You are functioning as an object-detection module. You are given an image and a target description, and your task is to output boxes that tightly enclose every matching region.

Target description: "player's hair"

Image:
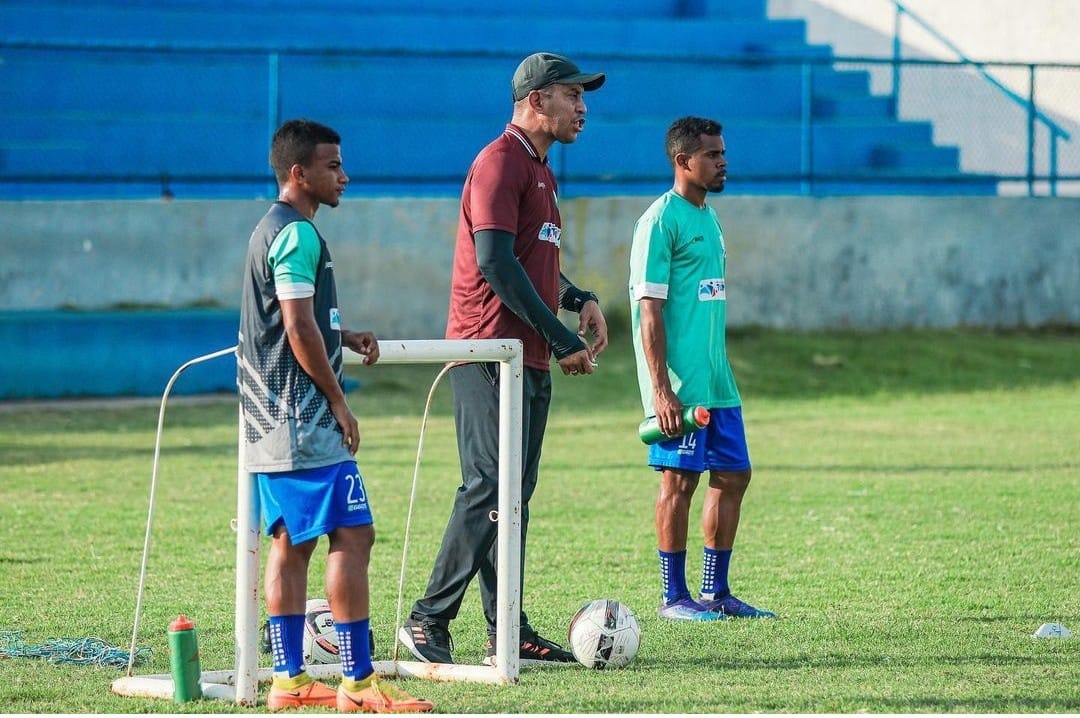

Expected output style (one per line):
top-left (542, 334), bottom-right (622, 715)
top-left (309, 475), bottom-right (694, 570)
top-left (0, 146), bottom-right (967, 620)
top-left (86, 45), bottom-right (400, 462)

top-left (665, 116), bottom-right (723, 165)
top-left (270, 119), bottom-right (341, 184)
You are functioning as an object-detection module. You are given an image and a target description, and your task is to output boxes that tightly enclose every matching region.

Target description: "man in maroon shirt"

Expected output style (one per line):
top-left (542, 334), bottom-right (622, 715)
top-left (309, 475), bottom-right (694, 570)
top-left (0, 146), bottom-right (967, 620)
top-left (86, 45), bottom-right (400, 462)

top-left (399, 52), bottom-right (608, 666)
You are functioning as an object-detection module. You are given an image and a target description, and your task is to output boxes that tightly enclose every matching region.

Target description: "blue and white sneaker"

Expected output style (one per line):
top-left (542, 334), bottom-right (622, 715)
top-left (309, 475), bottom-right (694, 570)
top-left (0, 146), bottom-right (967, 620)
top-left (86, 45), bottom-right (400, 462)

top-left (657, 596), bottom-right (725, 621)
top-left (700, 594), bottom-right (777, 619)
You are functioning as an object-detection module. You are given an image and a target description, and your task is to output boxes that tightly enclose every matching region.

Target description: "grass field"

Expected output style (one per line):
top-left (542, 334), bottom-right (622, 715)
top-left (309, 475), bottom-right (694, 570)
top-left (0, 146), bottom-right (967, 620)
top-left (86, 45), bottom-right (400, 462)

top-left (1, 327), bottom-right (1078, 713)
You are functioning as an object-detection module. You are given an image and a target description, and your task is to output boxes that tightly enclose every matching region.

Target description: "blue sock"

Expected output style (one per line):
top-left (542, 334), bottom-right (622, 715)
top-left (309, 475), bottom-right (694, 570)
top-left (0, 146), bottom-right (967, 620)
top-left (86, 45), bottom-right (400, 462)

top-left (658, 550), bottom-right (690, 604)
top-left (336, 618), bottom-right (373, 681)
top-left (700, 547), bottom-right (732, 600)
top-left (268, 614), bottom-right (307, 678)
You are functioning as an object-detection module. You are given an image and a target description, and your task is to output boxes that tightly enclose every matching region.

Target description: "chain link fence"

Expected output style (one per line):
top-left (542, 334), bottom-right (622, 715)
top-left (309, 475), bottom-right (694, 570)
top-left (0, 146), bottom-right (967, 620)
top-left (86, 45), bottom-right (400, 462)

top-left (835, 56), bottom-right (1079, 196)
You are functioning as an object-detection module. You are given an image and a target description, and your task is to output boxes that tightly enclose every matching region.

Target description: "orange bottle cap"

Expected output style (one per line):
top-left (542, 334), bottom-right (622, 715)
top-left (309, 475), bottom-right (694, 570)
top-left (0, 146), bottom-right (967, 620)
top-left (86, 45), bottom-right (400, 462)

top-left (693, 406), bottom-right (711, 427)
top-left (169, 614), bottom-right (195, 631)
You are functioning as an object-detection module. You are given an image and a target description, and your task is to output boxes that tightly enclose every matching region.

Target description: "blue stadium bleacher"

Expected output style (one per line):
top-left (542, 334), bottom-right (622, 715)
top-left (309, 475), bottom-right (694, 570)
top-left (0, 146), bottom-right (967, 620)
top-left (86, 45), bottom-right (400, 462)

top-left (0, 0), bottom-right (994, 198)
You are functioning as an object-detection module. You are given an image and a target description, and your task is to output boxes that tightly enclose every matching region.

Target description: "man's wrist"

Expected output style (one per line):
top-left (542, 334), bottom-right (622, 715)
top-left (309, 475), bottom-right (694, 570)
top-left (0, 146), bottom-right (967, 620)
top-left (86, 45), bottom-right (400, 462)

top-left (566, 289), bottom-right (599, 313)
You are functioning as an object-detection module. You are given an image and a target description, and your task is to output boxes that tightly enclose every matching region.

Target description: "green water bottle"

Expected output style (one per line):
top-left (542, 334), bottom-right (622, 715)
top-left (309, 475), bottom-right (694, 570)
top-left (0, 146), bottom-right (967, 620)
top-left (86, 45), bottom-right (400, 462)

top-left (638, 405), bottom-right (710, 444)
top-left (168, 614), bottom-right (203, 702)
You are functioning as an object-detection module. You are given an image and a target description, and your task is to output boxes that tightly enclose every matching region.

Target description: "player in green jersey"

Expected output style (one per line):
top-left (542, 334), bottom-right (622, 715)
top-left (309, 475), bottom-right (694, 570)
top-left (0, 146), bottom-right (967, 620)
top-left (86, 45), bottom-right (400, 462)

top-left (629, 117), bottom-right (775, 622)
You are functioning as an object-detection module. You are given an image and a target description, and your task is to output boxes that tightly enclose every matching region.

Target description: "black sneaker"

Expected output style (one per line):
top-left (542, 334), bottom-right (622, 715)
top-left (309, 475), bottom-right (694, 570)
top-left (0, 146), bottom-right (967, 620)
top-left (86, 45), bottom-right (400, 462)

top-left (483, 630), bottom-right (577, 666)
top-left (398, 617), bottom-right (454, 664)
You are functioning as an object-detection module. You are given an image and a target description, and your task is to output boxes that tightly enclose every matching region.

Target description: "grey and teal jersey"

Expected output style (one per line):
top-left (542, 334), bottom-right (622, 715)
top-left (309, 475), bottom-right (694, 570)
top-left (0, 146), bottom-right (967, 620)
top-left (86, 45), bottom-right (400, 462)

top-left (268, 221), bottom-right (323, 301)
top-left (238, 201), bottom-right (351, 473)
top-left (629, 190), bottom-right (741, 417)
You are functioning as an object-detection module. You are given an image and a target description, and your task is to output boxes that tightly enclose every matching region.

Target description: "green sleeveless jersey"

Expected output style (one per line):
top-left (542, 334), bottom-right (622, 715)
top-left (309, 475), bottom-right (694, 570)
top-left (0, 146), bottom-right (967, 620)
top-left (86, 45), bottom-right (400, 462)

top-left (629, 190), bottom-right (741, 417)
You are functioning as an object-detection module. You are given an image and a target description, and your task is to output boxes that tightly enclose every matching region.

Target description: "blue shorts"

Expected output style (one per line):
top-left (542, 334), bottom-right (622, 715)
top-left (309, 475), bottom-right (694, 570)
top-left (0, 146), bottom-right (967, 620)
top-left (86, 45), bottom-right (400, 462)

top-left (648, 406), bottom-right (751, 474)
top-left (257, 460), bottom-right (374, 545)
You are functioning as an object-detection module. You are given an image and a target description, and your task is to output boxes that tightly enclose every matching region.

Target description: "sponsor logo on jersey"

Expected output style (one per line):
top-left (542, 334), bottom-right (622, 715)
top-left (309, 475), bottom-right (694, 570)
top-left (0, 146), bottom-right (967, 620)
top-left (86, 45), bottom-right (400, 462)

top-left (538, 222), bottom-right (562, 247)
top-left (698, 278), bottom-right (726, 301)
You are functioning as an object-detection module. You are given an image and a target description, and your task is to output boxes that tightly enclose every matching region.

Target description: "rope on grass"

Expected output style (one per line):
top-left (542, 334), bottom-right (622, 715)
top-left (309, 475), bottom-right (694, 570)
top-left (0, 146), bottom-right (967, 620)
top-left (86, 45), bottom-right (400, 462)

top-left (0, 630), bottom-right (151, 669)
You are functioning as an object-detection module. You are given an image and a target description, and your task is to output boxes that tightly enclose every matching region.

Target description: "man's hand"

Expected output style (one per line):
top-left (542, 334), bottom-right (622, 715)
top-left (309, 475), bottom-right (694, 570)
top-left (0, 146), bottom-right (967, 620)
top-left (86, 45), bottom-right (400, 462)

top-left (578, 300), bottom-right (608, 357)
top-left (330, 397), bottom-right (361, 454)
top-left (652, 385), bottom-right (685, 437)
top-left (344, 331), bottom-right (380, 365)
top-left (557, 348), bottom-right (597, 376)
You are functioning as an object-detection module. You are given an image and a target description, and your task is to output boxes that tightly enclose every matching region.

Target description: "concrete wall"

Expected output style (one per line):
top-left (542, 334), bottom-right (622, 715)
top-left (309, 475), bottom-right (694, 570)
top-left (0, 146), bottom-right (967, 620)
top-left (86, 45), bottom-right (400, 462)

top-left (4, 196), bottom-right (1078, 334)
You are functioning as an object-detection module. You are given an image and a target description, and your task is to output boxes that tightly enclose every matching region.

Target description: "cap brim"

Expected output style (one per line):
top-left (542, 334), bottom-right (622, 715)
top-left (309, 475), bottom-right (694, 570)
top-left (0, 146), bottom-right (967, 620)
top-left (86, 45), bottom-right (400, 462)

top-left (559, 72), bottom-right (606, 92)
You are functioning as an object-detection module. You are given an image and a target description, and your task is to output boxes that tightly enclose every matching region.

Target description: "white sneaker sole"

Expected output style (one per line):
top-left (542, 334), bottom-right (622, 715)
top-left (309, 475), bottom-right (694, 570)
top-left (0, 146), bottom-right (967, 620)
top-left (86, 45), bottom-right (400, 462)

top-left (482, 655), bottom-right (578, 667)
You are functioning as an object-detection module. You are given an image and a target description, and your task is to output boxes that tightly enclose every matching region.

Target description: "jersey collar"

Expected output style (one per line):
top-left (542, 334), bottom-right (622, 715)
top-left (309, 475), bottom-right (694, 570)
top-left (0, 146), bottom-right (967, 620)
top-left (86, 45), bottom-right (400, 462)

top-left (504, 124), bottom-right (546, 164)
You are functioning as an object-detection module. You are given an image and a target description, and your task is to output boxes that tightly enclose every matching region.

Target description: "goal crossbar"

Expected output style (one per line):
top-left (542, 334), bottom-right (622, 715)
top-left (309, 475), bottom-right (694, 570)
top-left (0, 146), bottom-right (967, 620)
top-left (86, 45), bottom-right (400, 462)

top-left (111, 338), bottom-right (524, 705)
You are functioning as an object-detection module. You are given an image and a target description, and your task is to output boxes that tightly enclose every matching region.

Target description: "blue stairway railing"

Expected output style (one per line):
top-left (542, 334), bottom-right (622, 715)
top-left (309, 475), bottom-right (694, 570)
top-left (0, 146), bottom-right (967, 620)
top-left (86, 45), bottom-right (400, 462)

top-left (888, 0), bottom-right (1072, 195)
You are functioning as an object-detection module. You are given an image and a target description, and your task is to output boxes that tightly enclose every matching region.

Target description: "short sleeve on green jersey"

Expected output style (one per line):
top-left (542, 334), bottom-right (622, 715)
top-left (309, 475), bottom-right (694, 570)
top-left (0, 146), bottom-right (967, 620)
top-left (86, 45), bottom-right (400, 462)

top-left (629, 212), bottom-right (672, 301)
top-left (269, 221), bottom-right (320, 300)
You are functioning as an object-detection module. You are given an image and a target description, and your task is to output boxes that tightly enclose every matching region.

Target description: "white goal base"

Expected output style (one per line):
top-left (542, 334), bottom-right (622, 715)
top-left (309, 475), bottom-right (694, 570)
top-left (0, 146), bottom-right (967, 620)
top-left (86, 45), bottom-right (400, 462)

top-left (111, 659), bottom-right (513, 702)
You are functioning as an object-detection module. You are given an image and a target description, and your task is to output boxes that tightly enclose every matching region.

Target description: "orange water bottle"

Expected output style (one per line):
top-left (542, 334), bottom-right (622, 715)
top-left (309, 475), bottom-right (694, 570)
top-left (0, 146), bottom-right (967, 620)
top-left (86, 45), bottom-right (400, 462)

top-left (638, 406), bottom-right (710, 444)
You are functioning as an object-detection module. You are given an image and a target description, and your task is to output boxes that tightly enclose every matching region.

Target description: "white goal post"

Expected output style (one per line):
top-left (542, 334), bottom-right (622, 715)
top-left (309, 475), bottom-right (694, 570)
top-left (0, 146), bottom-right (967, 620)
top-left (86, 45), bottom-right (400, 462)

top-left (112, 338), bottom-right (525, 705)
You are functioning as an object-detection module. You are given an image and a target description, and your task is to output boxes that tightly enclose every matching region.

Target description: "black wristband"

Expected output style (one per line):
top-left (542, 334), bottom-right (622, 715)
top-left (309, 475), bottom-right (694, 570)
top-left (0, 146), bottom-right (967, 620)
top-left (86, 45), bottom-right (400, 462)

top-left (565, 289), bottom-right (599, 313)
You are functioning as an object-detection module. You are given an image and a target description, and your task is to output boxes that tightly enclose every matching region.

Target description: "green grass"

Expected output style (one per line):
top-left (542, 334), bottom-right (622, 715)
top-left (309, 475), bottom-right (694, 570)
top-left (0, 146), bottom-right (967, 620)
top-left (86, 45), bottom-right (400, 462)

top-left (1, 327), bottom-right (1078, 713)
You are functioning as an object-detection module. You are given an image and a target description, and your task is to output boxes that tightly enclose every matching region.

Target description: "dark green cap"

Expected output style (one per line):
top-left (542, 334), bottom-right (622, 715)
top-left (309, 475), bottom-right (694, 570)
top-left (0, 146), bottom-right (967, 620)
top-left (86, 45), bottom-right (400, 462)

top-left (511, 52), bottom-right (606, 102)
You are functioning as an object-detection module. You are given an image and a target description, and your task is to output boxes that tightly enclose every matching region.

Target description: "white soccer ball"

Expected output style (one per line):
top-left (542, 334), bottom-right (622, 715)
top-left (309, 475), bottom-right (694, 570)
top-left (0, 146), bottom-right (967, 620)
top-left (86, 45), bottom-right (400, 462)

top-left (302, 598), bottom-right (339, 665)
top-left (567, 599), bottom-right (641, 669)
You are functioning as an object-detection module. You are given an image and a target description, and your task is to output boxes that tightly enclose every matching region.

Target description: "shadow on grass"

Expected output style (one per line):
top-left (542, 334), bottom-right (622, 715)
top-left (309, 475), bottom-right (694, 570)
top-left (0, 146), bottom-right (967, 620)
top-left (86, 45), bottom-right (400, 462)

top-left (634, 649), bottom-right (1075, 672)
top-left (0, 556), bottom-right (40, 565)
top-left (957, 614), bottom-right (1080, 625)
top-left (569, 325), bottom-right (1080, 402)
top-left (762, 461), bottom-right (1079, 474)
top-left (3, 328), bottom-right (1079, 413)
top-left (0, 440), bottom-right (236, 468)
top-left (747, 696), bottom-right (1080, 713)
top-left (847, 696), bottom-right (1079, 712)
